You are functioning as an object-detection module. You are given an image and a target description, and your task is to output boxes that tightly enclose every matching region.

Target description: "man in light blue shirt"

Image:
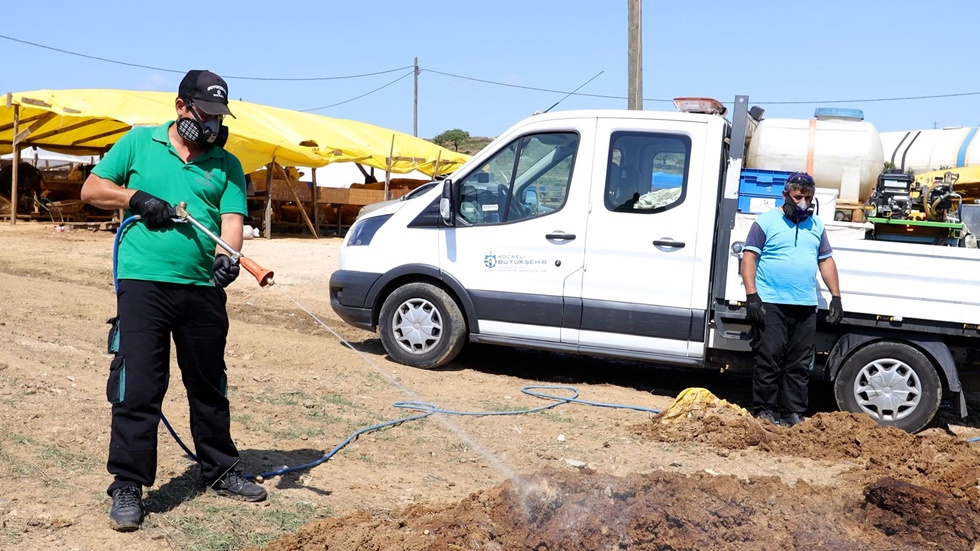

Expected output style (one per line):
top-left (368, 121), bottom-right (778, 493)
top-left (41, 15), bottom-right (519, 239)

top-left (741, 172), bottom-right (843, 427)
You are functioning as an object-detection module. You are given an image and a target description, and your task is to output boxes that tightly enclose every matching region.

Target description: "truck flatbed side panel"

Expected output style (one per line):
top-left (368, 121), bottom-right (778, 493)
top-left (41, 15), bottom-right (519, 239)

top-left (831, 239), bottom-right (980, 325)
top-left (723, 213), bottom-right (980, 326)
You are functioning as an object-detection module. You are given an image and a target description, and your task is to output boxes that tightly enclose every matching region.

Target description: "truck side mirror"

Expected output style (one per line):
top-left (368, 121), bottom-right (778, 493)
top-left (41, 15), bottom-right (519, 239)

top-left (522, 188), bottom-right (539, 213)
top-left (439, 179), bottom-right (455, 226)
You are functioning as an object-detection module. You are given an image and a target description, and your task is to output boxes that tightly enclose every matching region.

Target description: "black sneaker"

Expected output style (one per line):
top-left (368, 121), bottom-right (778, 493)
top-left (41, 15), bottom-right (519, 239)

top-left (209, 468), bottom-right (267, 502)
top-left (753, 409), bottom-right (781, 426)
top-left (782, 412), bottom-right (806, 427)
top-left (108, 485), bottom-right (144, 532)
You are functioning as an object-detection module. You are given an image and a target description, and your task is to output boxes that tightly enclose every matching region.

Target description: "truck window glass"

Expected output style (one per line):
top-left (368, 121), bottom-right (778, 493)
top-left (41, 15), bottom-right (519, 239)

top-left (457, 132), bottom-right (579, 225)
top-left (605, 131), bottom-right (690, 213)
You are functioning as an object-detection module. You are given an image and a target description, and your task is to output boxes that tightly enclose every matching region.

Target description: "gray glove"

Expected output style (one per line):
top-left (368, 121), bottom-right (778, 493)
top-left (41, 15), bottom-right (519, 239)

top-left (211, 255), bottom-right (240, 288)
top-left (827, 296), bottom-right (843, 326)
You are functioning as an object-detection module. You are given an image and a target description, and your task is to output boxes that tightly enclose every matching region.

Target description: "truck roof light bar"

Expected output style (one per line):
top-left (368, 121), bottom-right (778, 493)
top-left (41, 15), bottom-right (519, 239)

top-left (672, 97), bottom-right (727, 116)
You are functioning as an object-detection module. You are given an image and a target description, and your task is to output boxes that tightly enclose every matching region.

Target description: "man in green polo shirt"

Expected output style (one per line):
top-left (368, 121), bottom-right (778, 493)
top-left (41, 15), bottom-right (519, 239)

top-left (81, 69), bottom-right (266, 532)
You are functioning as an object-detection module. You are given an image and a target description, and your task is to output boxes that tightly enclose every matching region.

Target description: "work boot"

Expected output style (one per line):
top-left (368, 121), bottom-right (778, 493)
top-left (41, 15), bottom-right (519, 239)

top-left (753, 408), bottom-right (781, 426)
top-left (781, 412), bottom-right (806, 427)
top-left (209, 468), bottom-right (267, 502)
top-left (108, 485), bottom-right (144, 532)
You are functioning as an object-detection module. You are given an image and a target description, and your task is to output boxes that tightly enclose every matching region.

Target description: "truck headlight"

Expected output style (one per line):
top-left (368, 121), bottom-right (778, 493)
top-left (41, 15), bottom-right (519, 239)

top-left (347, 214), bottom-right (392, 246)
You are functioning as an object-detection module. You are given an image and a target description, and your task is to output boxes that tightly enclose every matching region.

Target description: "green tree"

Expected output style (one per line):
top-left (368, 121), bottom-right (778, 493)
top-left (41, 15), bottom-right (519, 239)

top-left (433, 129), bottom-right (470, 152)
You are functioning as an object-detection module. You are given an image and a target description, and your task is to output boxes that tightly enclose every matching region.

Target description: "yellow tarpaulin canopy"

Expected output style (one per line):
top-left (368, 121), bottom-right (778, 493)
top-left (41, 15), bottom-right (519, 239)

top-left (0, 89), bottom-right (468, 176)
top-left (327, 117), bottom-right (469, 176)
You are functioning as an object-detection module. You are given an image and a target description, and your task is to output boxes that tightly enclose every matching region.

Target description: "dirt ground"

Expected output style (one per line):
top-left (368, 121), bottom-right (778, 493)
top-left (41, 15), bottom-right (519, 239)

top-left (3, 221), bottom-right (980, 551)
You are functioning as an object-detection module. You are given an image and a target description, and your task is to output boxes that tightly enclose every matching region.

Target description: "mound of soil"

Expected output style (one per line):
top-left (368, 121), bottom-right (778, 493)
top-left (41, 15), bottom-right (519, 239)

top-left (260, 410), bottom-right (980, 551)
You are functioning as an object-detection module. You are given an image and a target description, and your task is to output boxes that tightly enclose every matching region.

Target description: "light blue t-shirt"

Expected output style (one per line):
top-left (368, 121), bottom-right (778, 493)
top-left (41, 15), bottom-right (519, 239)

top-left (744, 208), bottom-right (833, 306)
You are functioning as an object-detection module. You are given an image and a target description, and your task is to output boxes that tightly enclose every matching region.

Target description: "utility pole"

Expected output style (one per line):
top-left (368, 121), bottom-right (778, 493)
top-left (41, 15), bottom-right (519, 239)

top-left (413, 57), bottom-right (419, 137)
top-left (627, 0), bottom-right (643, 110)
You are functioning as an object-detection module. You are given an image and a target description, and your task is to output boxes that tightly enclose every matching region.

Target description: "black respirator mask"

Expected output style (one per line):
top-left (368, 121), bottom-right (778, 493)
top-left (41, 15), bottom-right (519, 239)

top-left (781, 197), bottom-right (814, 223)
top-left (176, 101), bottom-right (228, 148)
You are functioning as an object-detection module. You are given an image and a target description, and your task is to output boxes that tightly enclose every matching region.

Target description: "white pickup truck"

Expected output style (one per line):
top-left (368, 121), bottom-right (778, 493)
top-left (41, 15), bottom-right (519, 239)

top-left (329, 95), bottom-right (980, 432)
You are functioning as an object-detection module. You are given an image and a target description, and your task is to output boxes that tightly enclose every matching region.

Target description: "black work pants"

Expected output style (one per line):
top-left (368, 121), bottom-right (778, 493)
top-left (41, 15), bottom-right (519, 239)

top-left (107, 279), bottom-right (239, 494)
top-left (751, 303), bottom-right (816, 415)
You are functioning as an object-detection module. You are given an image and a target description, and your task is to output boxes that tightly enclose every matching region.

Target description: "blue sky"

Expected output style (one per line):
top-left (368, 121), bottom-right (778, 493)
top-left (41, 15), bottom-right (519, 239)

top-left (3, 0), bottom-right (978, 139)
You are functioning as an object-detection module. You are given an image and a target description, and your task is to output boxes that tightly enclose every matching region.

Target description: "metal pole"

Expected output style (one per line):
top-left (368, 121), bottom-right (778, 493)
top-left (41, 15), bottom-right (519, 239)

top-left (312, 166), bottom-right (320, 236)
top-left (627, 0), bottom-right (643, 110)
top-left (263, 161), bottom-right (273, 239)
top-left (385, 135), bottom-right (394, 200)
top-left (413, 57), bottom-right (419, 137)
top-left (10, 103), bottom-right (19, 224)
top-left (710, 95), bottom-right (750, 304)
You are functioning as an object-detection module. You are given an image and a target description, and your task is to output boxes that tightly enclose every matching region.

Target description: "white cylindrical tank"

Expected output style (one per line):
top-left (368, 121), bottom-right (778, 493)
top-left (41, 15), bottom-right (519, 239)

top-left (746, 108), bottom-right (883, 202)
top-left (880, 126), bottom-right (980, 175)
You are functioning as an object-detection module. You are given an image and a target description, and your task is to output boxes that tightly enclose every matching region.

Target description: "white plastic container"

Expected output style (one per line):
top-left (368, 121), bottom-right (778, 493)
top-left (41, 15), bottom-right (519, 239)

top-left (813, 187), bottom-right (839, 224)
top-left (746, 108), bottom-right (884, 202)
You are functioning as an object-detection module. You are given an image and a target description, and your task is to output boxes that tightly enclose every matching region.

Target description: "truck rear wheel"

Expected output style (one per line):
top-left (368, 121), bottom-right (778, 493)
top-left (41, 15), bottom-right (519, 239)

top-left (379, 282), bottom-right (466, 369)
top-left (833, 341), bottom-right (941, 433)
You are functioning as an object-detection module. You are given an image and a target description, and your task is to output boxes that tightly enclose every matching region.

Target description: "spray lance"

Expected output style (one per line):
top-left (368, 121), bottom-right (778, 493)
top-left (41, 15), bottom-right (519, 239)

top-left (172, 201), bottom-right (275, 287)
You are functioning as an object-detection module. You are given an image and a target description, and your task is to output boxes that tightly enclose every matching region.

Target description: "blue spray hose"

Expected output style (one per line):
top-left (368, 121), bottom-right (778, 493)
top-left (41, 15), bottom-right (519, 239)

top-left (249, 385), bottom-right (661, 482)
top-left (113, 215), bottom-right (663, 482)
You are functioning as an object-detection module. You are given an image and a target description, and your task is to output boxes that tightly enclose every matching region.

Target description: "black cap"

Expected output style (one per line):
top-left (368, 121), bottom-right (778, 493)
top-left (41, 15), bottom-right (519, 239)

top-left (178, 70), bottom-right (234, 117)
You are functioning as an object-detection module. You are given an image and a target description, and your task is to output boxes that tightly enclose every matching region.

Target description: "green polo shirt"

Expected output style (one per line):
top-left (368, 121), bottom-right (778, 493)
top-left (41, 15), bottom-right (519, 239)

top-left (92, 122), bottom-right (247, 285)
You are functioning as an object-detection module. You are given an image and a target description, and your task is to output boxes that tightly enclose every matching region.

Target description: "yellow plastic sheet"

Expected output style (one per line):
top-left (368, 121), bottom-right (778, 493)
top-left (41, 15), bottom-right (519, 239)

top-left (0, 89), bottom-right (467, 176)
top-left (657, 387), bottom-right (748, 424)
top-left (322, 116), bottom-right (470, 176)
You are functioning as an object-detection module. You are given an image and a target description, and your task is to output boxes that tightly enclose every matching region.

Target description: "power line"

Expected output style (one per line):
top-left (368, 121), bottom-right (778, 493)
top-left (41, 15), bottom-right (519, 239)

top-left (301, 71), bottom-right (415, 112)
top-left (231, 66), bottom-right (413, 82)
top-left (6, 32), bottom-right (980, 107)
top-left (0, 32), bottom-right (415, 112)
top-left (0, 34), bottom-right (412, 81)
top-left (423, 68), bottom-right (655, 102)
top-left (754, 91), bottom-right (980, 105)
top-left (427, 68), bottom-right (980, 106)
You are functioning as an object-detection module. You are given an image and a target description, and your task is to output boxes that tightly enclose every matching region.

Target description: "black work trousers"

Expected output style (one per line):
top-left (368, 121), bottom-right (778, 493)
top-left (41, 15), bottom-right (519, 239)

top-left (106, 279), bottom-right (239, 494)
top-left (751, 303), bottom-right (816, 415)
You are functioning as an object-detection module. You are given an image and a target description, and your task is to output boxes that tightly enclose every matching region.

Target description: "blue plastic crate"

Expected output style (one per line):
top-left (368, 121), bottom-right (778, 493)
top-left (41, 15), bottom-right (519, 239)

top-left (738, 169), bottom-right (794, 213)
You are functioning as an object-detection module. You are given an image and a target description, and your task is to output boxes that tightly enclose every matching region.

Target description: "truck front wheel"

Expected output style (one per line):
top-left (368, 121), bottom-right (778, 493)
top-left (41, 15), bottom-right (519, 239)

top-left (378, 282), bottom-right (466, 369)
top-left (833, 341), bottom-right (941, 433)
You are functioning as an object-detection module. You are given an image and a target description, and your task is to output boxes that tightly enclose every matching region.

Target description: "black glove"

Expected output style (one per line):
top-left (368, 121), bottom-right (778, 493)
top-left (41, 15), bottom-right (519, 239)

top-left (827, 296), bottom-right (843, 326)
top-left (211, 254), bottom-right (240, 288)
top-left (745, 293), bottom-right (766, 325)
top-left (129, 190), bottom-right (176, 228)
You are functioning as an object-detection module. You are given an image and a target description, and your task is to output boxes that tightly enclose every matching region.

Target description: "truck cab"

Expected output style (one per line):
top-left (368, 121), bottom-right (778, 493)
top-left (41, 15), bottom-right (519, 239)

top-left (331, 109), bottom-right (728, 364)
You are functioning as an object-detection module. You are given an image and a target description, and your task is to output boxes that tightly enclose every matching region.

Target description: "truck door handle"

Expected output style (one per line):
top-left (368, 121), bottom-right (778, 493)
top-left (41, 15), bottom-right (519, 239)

top-left (546, 233), bottom-right (577, 241)
top-left (653, 239), bottom-right (685, 248)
